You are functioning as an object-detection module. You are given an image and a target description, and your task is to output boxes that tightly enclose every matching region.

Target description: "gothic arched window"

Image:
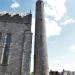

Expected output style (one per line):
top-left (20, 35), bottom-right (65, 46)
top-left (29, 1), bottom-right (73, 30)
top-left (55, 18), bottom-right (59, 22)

top-left (2, 33), bottom-right (12, 65)
top-left (0, 32), bottom-right (2, 42)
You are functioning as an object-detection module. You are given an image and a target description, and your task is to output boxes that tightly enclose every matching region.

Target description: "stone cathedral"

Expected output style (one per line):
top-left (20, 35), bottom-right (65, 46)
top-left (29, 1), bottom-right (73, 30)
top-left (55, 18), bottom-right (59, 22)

top-left (0, 0), bottom-right (49, 75)
top-left (0, 13), bottom-right (32, 75)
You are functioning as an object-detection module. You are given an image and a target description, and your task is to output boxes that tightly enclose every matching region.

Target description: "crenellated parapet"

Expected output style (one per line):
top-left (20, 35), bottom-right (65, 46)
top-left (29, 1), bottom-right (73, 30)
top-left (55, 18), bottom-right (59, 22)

top-left (0, 12), bottom-right (32, 24)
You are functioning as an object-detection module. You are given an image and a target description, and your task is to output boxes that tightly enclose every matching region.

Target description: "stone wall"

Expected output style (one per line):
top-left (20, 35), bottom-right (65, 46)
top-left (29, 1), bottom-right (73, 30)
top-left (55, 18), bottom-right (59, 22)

top-left (0, 13), bottom-right (32, 75)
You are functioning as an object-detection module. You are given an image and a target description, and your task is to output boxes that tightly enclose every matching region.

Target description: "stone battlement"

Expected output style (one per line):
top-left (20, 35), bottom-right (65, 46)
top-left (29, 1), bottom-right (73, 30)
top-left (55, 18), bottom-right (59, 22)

top-left (0, 12), bottom-right (32, 24)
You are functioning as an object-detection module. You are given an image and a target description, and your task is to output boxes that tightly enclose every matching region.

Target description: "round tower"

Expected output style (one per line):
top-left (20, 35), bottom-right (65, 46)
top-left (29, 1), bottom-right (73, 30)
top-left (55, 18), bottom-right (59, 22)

top-left (34, 0), bottom-right (49, 75)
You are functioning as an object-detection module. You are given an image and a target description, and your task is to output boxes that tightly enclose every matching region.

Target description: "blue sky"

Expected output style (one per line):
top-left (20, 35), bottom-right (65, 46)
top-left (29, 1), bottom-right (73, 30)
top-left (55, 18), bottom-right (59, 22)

top-left (0, 0), bottom-right (75, 72)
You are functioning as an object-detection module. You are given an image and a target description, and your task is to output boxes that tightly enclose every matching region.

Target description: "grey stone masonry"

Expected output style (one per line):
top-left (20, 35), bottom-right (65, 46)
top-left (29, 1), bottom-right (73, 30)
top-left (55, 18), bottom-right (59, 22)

top-left (0, 13), bottom-right (31, 24)
top-left (34, 0), bottom-right (49, 75)
top-left (0, 13), bottom-right (32, 75)
top-left (21, 31), bottom-right (32, 75)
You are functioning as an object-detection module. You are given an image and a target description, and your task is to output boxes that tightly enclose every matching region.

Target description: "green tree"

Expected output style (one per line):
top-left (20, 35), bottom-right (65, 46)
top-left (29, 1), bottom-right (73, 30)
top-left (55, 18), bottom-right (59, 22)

top-left (30, 72), bottom-right (34, 75)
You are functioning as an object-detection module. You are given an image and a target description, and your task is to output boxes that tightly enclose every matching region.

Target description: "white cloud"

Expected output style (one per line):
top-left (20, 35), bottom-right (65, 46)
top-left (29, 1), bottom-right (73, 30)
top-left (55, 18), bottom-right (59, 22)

top-left (10, 1), bottom-right (20, 9)
top-left (45, 18), bottom-right (62, 37)
top-left (31, 18), bottom-right (62, 38)
top-left (62, 63), bottom-right (75, 71)
top-left (69, 45), bottom-right (75, 53)
top-left (41, 0), bottom-right (67, 37)
top-left (49, 56), bottom-right (75, 71)
top-left (44, 0), bottom-right (67, 21)
top-left (61, 18), bottom-right (75, 25)
top-left (49, 63), bottom-right (75, 72)
top-left (0, 11), bottom-right (7, 15)
top-left (55, 56), bottom-right (65, 60)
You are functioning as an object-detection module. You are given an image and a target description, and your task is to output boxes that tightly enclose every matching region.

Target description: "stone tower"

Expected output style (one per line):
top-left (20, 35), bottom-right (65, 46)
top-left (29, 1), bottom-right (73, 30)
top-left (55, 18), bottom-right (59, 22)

top-left (34, 0), bottom-right (49, 75)
top-left (0, 13), bottom-right (32, 75)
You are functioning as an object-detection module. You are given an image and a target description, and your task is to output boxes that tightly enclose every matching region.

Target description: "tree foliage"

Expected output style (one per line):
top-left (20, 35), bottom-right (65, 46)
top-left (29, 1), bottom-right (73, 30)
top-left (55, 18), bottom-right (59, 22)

top-left (30, 72), bottom-right (34, 75)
